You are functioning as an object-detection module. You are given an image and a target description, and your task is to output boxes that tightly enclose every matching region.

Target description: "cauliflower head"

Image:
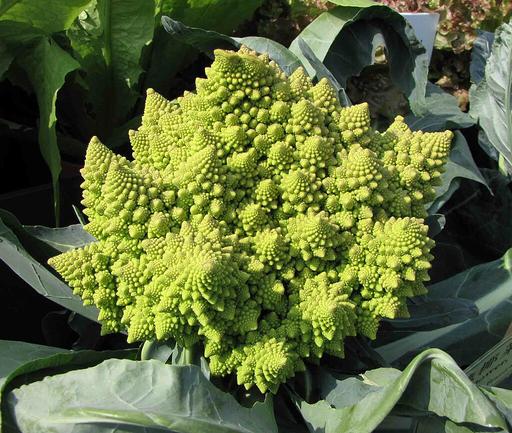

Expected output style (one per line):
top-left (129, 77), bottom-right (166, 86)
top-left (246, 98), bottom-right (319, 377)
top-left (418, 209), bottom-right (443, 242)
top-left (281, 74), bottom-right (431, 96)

top-left (49, 46), bottom-right (452, 393)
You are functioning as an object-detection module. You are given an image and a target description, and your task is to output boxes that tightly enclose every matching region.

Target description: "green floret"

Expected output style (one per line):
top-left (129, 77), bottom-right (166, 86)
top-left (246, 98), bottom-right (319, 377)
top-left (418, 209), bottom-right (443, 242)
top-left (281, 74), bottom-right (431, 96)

top-left (49, 46), bottom-right (453, 394)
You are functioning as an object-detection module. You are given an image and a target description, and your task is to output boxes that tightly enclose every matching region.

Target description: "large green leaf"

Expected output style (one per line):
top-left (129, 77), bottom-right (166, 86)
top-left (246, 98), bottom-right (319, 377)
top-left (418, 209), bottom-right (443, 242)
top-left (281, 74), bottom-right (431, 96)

top-left (0, 21), bottom-right (44, 78)
top-left (233, 36), bottom-right (302, 76)
top-left (160, 17), bottom-right (301, 76)
top-left (6, 360), bottom-right (278, 433)
top-left (139, 340), bottom-right (175, 363)
top-left (23, 224), bottom-right (95, 253)
top-left (376, 249), bottom-right (512, 367)
top-left (405, 83), bottom-right (475, 132)
top-left (413, 416), bottom-right (507, 433)
top-left (0, 211), bottom-right (99, 322)
top-left (289, 3), bottom-right (429, 114)
top-left (470, 31), bottom-right (494, 86)
top-left (0, 21), bottom-right (44, 80)
top-left (381, 297), bottom-right (478, 331)
top-left (425, 213), bottom-right (445, 238)
top-left (294, 349), bottom-right (508, 433)
top-left (481, 387), bottom-right (512, 426)
top-left (68, 0), bottom-right (155, 141)
top-left (374, 416), bottom-right (412, 433)
top-left (428, 131), bottom-right (489, 214)
top-left (0, 340), bottom-right (67, 392)
top-left (17, 37), bottom-right (80, 223)
top-left (0, 340), bottom-right (67, 433)
top-left (145, 0), bottom-right (264, 96)
top-left (434, 169), bottom-right (512, 263)
top-left (0, 0), bottom-right (90, 34)
top-left (0, 340), bottom-right (135, 432)
top-left (160, 16), bottom-right (238, 52)
top-left (470, 22), bottom-right (512, 175)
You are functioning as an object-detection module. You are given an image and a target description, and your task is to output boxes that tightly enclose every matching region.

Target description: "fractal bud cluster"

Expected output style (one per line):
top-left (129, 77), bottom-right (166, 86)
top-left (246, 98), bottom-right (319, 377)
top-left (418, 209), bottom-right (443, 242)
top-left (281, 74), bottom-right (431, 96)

top-left (49, 47), bottom-right (452, 393)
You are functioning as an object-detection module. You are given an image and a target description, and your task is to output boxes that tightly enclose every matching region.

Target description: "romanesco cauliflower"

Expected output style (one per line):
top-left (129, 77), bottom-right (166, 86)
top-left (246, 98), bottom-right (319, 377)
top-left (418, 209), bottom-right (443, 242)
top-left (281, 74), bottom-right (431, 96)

top-left (49, 46), bottom-right (452, 393)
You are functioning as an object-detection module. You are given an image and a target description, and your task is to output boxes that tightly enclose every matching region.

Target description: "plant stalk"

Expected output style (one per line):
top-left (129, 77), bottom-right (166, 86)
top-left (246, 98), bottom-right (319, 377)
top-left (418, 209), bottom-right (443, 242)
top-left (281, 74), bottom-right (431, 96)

top-left (184, 344), bottom-right (198, 365)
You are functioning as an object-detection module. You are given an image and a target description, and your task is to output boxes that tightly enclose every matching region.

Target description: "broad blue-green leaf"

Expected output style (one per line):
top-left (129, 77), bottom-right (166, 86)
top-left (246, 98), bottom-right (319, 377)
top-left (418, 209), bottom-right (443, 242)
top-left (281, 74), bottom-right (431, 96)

top-left (17, 37), bottom-right (80, 223)
top-left (434, 168), bottom-right (512, 262)
top-left (406, 83), bottom-right (475, 132)
top-left (295, 349), bottom-right (507, 433)
top-left (140, 340), bottom-right (175, 363)
top-left (0, 340), bottom-right (135, 432)
top-left (428, 131), bottom-right (489, 214)
top-left (0, 0), bottom-right (90, 34)
top-left (289, 4), bottom-right (429, 114)
top-left (68, 0), bottom-right (155, 140)
top-left (382, 298), bottom-right (478, 331)
top-left (233, 36), bottom-right (302, 76)
top-left (0, 340), bottom-right (67, 391)
top-left (470, 30), bottom-right (494, 85)
top-left (0, 211), bottom-right (99, 322)
top-left (0, 340), bottom-right (67, 432)
top-left (146, 342), bottom-right (211, 378)
top-left (72, 204), bottom-right (87, 225)
top-left (470, 22), bottom-right (512, 175)
top-left (23, 224), bottom-right (95, 253)
top-left (375, 416), bottom-right (412, 433)
top-left (413, 416), bottom-right (507, 433)
top-left (425, 213), bottom-right (445, 237)
top-left (7, 359), bottom-right (278, 433)
top-left (145, 0), bottom-right (264, 95)
top-left (160, 16), bottom-right (301, 76)
top-left (477, 127), bottom-right (501, 162)
top-left (376, 249), bottom-right (512, 367)
top-left (428, 178), bottom-right (460, 215)
top-left (481, 387), bottom-right (512, 426)
top-left (439, 132), bottom-right (488, 195)
top-left (0, 209), bottom-right (60, 257)
top-left (160, 16), bottom-right (238, 52)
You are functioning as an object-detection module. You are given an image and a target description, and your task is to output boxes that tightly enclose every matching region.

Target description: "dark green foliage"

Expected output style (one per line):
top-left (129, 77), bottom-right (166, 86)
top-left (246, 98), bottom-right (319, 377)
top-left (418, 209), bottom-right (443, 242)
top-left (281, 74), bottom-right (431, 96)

top-left (0, 0), bottom-right (263, 223)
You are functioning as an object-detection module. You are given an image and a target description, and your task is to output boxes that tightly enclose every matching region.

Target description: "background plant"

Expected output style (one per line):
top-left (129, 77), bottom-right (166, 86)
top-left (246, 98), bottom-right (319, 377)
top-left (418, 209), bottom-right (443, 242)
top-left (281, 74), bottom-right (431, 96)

top-left (376, 0), bottom-right (512, 52)
top-left (380, 0), bottom-right (512, 114)
top-left (242, 0), bottom-right (332, 46)
top-left (470, 23), bottom-right (512, 176)
top-left (0, 0), bottom-right (263, 223)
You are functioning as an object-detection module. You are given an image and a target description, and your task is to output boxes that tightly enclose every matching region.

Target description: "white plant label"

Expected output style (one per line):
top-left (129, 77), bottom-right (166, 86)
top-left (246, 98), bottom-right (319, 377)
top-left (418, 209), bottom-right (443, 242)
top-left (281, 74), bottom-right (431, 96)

top-left (465, 328), bottom-right (512, 386)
